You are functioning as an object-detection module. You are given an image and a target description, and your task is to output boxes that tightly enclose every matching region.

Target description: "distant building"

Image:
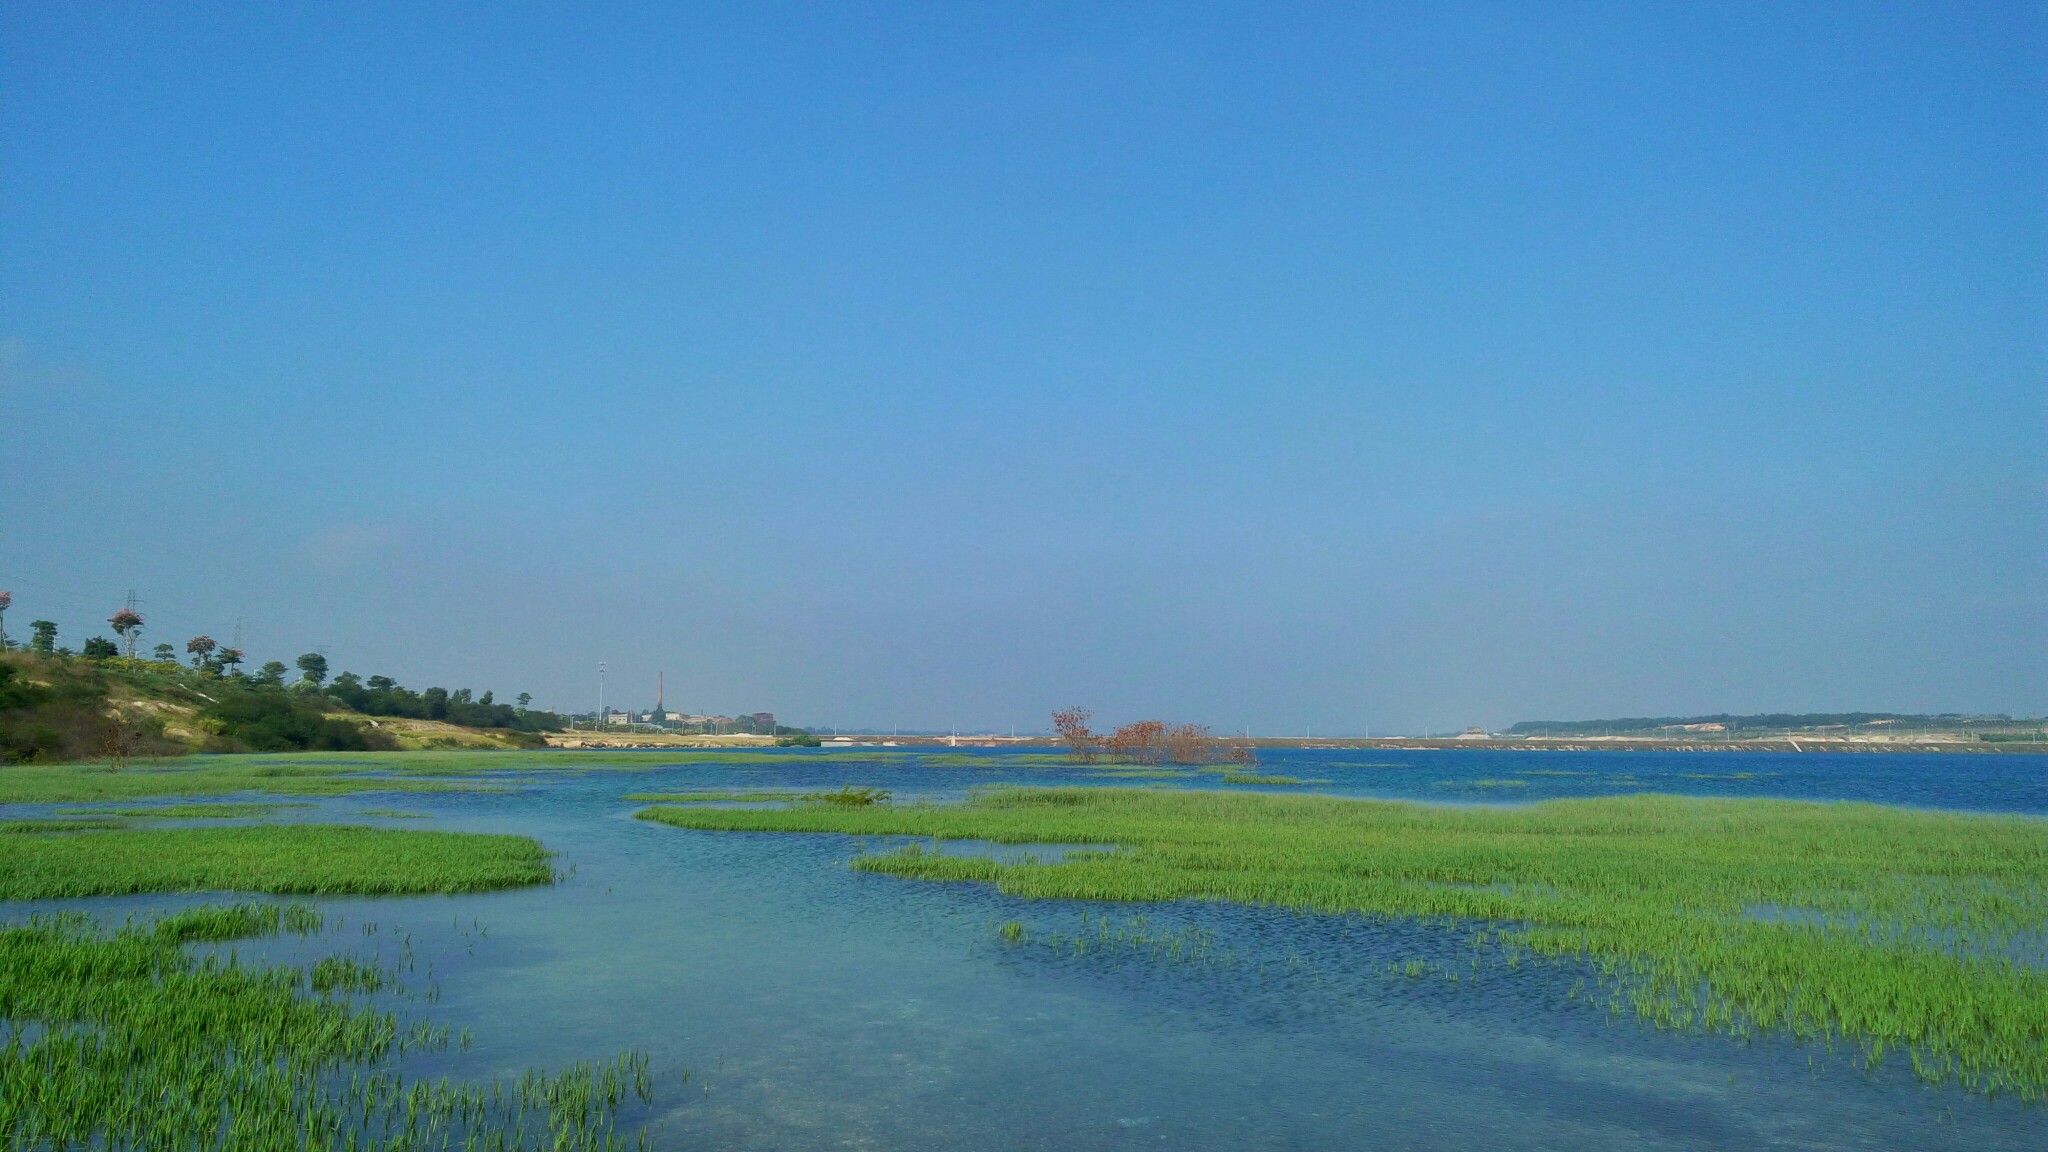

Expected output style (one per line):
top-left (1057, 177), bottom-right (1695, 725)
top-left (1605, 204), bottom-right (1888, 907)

top-left (605, 710), bottom-right (632, 726)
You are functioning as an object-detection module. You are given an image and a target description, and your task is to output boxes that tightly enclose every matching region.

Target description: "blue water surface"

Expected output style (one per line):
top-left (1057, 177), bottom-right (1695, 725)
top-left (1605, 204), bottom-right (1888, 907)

top-left (6, 746), bottom-right (2047, 1150)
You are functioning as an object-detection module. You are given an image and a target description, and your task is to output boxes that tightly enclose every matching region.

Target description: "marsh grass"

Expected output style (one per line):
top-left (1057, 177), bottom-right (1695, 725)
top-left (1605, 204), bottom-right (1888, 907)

top-left (0, 818), bottom-right (125, 834)
top-left (619, 791), bottom-right (805, 803)
top-left (0, 903), bottom-right (658, 1149)
top-left (640, 786), bottom-right (2048, 1099)
top-left (1218, 772), bottom-right (1306, 785)
top-left (0, 759), bottom-right (503, 804)
top-left (799, 786), bottom-right (891, 806)
top-left (0, 824), bottom-right (553, 899)
top-left (996, 912), bottom-right (1217, 964)
top-left (55, 802), bottom-right (315, 819)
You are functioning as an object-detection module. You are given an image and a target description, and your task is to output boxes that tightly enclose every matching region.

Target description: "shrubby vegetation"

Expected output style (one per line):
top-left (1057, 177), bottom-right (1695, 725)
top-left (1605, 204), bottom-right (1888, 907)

top-left (322, 672), bottom-right (562, 735)
top-left (1051, 706), bottom-right (1256, 767)
top-left (0, 656), bottom-right (186, 764)
top-left (1, 639), bottom-right (559, 763)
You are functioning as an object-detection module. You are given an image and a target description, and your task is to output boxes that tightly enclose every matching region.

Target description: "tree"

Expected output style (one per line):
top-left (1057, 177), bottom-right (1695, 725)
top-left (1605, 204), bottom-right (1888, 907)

top-left (187, 635), bottom-right (218, 671)
top-left (295, 653), bottom-right (329, 685)
top-left (255, 661), bottom-right (288, 686)
top-left (421, 686), bottom-right (449, 719)
top-left (152, 643), bottom-right (177, 662)
top-left (82, 637), bottom-right (119, 660)
top-left (109, 609), bottom-right (144, 658)
top-left (29, 621), bottom-right (56, 656)
top-left (1162, 722), bottom-right (1223, 765)
top-left (1105, 720), bottom-right (1167, 765)
top-left (517, 692), bottom-right (532, 710)
top-left (217, 647), bottom-right (244, 676)
top-left (1052, 706), bottom-right (1099, 764)
top-left (367, 675), bottom-right (396, 691)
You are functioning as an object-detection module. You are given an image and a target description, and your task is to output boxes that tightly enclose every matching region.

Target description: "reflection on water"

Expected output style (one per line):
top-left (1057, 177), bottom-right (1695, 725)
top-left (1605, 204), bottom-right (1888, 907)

top-left (6, 748), bottom-right (2048, 1149)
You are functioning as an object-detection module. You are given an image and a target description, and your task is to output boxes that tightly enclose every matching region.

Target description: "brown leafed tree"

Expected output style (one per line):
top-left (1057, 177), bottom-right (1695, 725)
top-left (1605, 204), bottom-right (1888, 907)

top-left (1051, 706), bottom-right (1098, 764)
top-left (1163, 722), bottom-right (1225, 765)
top-left (1105, 719), bottom-right (1167, 765)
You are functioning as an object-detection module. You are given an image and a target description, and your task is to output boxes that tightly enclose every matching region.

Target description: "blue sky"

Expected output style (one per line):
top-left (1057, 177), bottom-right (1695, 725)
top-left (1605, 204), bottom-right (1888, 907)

top-left (2, 2), bottom-right (2041, 732)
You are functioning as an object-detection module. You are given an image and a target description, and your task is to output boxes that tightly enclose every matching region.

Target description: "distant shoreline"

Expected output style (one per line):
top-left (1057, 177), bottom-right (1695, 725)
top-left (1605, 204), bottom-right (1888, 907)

top-left (543, 732), bottom-right (2048, 754)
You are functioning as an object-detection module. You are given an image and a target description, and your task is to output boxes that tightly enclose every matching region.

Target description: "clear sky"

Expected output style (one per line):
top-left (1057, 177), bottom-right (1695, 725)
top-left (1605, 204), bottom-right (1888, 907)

top-left (2, 2), bottom-right (2042, 733)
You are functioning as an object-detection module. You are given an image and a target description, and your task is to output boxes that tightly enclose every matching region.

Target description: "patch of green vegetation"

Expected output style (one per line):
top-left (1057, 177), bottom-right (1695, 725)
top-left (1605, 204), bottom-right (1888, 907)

top-left (620, 790), bottom-right (804, 803)
top-left (639, 787), bottom-right (2048, 1099)
top-left (0, 818), bottom-right (125, 834)
top-left (0, 759), bottom-right (504, 804)
top-left (649, 750), bottom-right (909, 765)
top-left (356, 808), bottom-right (432, 819)
top-left (0, 824), bottom-right (553, 899)
top-left (799, 785), bottom-right (891, 806)
top-left (1219, 772), bottom-right (1305, 785)
top-left (0, 904), bottom-right (657, 1148)
top-left (995, 911), bottom-right (1217, 964)
top-left (911, 752), bottom-right (1075, 768)
top-left (55, 801), bottom-right (315, 819)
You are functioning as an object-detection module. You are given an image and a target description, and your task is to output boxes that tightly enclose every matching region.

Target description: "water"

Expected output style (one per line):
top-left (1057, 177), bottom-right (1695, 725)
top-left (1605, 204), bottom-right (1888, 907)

top-left (8, 747), bottom-right (2048, 1149)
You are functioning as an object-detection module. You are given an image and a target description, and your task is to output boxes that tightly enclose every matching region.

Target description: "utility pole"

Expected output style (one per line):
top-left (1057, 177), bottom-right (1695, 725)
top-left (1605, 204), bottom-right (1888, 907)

top-left (597, 662), bottom-right (606, 731)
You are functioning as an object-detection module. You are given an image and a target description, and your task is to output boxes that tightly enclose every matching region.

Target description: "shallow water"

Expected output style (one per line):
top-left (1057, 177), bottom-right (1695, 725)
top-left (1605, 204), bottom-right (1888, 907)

top-left (8, 747), bottom-right (2048, 1149)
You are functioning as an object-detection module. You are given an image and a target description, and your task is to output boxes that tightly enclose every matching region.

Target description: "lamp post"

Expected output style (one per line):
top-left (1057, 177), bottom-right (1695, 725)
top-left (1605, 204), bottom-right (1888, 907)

top-left (597, 662), bottom-right (606, 731)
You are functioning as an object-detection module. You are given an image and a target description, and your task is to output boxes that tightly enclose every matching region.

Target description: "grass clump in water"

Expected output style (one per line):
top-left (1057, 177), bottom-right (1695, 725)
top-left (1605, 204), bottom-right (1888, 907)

top-left (0, 818), bottom-right (125, 834)
top-left (639, 786), bottom-right (2048, 1099)
top-left (0, 823), bottom-right (553, 899)
top-left (798, 786), bottom-right (891, 806)
top-left (995, 912), bottom-right (1216, 964)
top-left (1218, 772), bottom-right (1305, 785)
top-left (620, 790), bottom-right (805, 803)
top-left (0, 904), bottom-right (658, 1149)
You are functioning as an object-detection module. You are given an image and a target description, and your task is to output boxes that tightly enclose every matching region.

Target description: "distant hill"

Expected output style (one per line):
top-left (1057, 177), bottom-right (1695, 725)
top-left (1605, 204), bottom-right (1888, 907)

top-left (1505, 713), bottom-right (2034, 736)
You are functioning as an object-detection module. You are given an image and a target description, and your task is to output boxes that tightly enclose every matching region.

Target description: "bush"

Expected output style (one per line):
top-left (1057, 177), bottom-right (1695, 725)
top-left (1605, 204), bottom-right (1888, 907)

top-left (201, 684), bottom-right (392, 753)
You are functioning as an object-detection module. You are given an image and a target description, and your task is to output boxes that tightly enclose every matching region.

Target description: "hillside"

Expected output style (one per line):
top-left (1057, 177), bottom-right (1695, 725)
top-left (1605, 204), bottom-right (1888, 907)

top-left (0, 652), bottom-right (545, 763)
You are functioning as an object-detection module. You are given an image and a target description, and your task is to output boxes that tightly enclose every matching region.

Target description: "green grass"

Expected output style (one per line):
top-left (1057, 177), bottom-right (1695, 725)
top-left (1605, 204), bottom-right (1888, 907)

top-left (0, 759), bottom-right (505, 804)
top-left (54, 802), bottom-right (315, 819)
top-left (799, 785), bottom-right (890, 806)
top-left (0, 903), bottom-right (657, 1149)
top-left (356, 808), bottom-right (433, 819)
top-left (0, 818), bottom-right (125, 834)
top-left (619, 790), bottom-right (806, 803)
top-left (999, 911), bottom-right (1218, 964)
top-left (0, 824), bottom-right (553, 899)
top-left (639, 786), bottom-right (2048, 1099)
top-left (1218, 772), bottom-right (1306, 785)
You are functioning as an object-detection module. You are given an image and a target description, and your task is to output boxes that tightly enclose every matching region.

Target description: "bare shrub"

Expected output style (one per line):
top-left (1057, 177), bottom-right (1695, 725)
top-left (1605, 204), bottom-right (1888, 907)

top-left (1105, 720), bottom-right (1167, 765)
top-left (1052, 706), bottom-right (1099, 764)
top-left (1162, 722), bottom-right (1226, 765)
